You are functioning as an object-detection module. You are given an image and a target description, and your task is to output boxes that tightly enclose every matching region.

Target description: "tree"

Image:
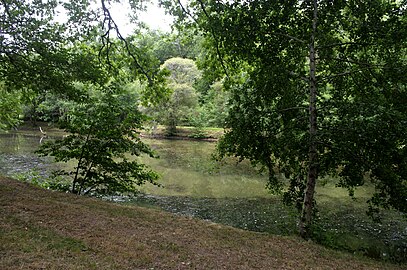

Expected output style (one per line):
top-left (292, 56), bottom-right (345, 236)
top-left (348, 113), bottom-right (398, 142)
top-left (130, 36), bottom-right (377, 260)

top-left (1, 0), bottom-right (168, 102)
top-left (0, 82), bottom-right (22, 130)
top-left (37, 82), bottom-right (159, 195)
top-left (198, 80), bottom-right (229, 128)
top-left (0, 0), bottom-right (106, 99)
top-left (151, 57), bottom-right (201, 134)
top-left (166, 0), bottom-right (407, 237)
top-left (131, 29), bottom-right (204, 64)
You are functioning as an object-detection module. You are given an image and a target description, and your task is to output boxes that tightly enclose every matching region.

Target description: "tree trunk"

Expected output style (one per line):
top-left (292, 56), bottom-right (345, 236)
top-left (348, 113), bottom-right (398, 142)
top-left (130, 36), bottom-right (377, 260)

top-left (299, 0), bottom-right (318, 239)
top-left (72, 127), bottom-right (93, 194)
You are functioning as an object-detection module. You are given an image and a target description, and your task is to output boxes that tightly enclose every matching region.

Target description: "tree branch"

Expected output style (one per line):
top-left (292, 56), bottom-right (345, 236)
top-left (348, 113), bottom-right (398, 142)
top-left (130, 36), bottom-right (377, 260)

top-left (316, 41), bottom-right (374, 49)
top-left (269, 32), bottom-right (306, 44)
top-left (278, 106), bottom-right (308, 113)
top-left (176, 0), bottom-right (195, 21)
top-left (317, 66), bottom-right (378, 82)
top-left (321, 56), bottom-right (385, 68)
top-left (99, 0), bottom-right (153, 83)
top-left (289, 71), bottom-right (309, 81)
top-left (195, 0), bottom-right (230, 79)
top-left (1, 0), bottom-right (12, 18)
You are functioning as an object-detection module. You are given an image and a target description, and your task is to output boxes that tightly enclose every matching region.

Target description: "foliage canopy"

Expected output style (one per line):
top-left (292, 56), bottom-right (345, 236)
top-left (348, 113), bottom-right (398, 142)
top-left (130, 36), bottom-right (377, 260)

top-left (166, 0), bottom-right (407, 237)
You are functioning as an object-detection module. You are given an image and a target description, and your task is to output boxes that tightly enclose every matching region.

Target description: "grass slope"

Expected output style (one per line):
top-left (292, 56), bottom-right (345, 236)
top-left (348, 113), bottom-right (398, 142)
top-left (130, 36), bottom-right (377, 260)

top-left (0, 176), bottom-right (400, 270)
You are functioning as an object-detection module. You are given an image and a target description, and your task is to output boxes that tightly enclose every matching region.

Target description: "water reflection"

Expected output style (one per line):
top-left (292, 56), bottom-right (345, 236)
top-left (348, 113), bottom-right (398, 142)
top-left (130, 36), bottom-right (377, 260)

top-left (0, 131), bottom-right (270, 199)
top-left (191, 178), bottom-right (213, 197)
top-left (0, 131), bottom-right (59, 177)
top-left (138, 138), bottom-right (270, 198)
top-left (0, 133), bottom-right (39, 154)
top-left (0, 128), bottom-right (63, 154)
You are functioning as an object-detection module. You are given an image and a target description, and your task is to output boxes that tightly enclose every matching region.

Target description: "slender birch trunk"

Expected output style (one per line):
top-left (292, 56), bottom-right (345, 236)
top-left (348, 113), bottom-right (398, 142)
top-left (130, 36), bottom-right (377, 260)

top-left (299, 0), bottom-right (319, 239)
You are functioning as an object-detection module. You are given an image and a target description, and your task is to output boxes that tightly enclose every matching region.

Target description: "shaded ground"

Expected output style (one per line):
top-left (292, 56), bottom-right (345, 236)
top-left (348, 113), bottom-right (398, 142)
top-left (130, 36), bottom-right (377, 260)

top-left (0, 176), bottom-right (401, 269)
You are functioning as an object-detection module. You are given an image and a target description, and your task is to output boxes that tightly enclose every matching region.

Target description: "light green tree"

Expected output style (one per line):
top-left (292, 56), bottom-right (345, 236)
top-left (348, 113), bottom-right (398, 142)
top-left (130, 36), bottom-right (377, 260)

top-left (153, 57), bottom-right (201, 135)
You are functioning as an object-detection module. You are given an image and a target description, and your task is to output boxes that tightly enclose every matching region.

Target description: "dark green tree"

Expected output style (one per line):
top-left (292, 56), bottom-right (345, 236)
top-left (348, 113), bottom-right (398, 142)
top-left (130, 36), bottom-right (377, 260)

top-left (0, 82), bottom-right (22, 130)
top-left (197, 80), bottom-right (229, 128)
top-left (0, 0), bottom-right (106, 99)
top-left (166, 0), bottom-right (407, 237)
top-left (37, 82), bottom-right (159, 195)
top-left (1, 0), bottom-right (168, 101)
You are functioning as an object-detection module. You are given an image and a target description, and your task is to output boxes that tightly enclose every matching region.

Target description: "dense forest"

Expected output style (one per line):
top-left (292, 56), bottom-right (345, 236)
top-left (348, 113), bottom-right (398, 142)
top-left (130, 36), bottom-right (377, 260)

top-left (1, 0), bottom-right (406, 263)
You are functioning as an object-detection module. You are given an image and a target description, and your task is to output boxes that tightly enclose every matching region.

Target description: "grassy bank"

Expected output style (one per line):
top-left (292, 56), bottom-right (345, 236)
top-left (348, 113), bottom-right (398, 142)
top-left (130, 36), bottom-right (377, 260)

top-left (142, 125), bottom-right (224, 140)
top-left (0, 176), bottom-right (402, 269)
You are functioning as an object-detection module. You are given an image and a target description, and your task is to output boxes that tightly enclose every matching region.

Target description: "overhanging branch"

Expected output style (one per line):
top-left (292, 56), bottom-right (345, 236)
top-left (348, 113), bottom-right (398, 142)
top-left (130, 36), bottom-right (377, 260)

top-left (99, 0), bottom-right (153, 83)
top-left (195, 0), bottom-right (230, 79)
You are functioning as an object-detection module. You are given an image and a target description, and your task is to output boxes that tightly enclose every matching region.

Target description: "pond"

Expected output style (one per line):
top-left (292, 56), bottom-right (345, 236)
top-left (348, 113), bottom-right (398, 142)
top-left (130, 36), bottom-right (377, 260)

top-left (0, 126), bottom-right (297, 235)
top-left (0, 127), bottom-right (274, 199)
top-left (1, 126), bottom-right (406, 262)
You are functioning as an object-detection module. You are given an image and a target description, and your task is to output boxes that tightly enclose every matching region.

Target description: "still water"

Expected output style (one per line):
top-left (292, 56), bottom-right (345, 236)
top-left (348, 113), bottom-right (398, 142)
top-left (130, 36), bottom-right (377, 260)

top-left (0, 129), bottom-right (61, 177)
top-left (0, 127), bottom-right (298, 234)
top-left (0, 128), bottom-right (271, 198)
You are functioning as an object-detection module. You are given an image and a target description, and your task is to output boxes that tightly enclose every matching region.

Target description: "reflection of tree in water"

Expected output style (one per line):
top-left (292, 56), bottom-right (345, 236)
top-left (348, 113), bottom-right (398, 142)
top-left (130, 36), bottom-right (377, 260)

top-left (0, 133), bottom-right (42, 154)
top-left (39, 126), bottom-right (48, 144)
top-left (191, 178), bottom-right (213, 197)
top-left (0, 133), bottom-right (52, 177)
top-left (0, 154), bottom-right (49, 178)
top-left (0, 133), bottom-right (21, 153)
top-left (150, 140), bottom-right (218, 174)
top-left (156, 141), bottom-right (260, 177)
